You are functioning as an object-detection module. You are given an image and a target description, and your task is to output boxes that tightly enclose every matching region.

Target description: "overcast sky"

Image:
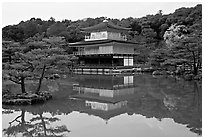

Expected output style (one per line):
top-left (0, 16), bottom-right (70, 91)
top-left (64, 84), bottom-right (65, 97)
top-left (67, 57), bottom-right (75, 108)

top-left (2, 2), bottom-right (201, 27)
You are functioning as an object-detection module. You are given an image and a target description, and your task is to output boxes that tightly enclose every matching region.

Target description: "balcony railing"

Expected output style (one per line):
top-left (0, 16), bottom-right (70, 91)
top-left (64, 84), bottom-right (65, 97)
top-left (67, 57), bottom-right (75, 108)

top-left (85, 36), bottom-right (91, 40)
top-left (75, 64), bottom-right (134, 69)
top-left (73, 51), bottom-right (85, 55)
top-left (120, 35), bottom-right (127, 41)
top-left (73, 51), bottom-right (136, 56)
top-left (84, 35), bottom-right (127, 41)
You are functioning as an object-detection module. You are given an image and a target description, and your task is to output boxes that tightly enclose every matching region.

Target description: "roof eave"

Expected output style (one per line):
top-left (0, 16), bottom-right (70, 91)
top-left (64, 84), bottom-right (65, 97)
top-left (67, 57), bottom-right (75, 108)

top-left (69, 39), bottom-right (140, 47)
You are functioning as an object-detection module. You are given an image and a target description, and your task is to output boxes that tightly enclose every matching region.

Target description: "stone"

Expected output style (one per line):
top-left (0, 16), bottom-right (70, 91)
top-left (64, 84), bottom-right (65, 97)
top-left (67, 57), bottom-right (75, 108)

top-left (194, 75), bottom-right (201, 80)
top-left (152, 70), bottom-right (162, 75)
top-left (53, 74), bottom-right (60, 79)
top-left (45, 74), bottom-right (60, 80)
top-left (184, 74), bottom-right (194, 81)
top-left (2, 92), bottom-right (52, 105)
top-left (160, 70), bottom-right (167, 75)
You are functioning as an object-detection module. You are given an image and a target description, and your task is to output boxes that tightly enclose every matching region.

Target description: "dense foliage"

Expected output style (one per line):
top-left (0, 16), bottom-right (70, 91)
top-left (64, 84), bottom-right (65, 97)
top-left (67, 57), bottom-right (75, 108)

top-left (163, 24), bottom-right (202, 75)
top-left (3, 37), bottom-right (76, 94)
top-left (3, 5), bottom-right (201, 43)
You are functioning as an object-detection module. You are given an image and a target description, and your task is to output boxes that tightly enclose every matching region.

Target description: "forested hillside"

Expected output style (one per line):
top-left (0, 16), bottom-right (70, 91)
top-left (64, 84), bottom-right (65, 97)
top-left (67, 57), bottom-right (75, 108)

top-left (3, 4), bottom-right (201, 43)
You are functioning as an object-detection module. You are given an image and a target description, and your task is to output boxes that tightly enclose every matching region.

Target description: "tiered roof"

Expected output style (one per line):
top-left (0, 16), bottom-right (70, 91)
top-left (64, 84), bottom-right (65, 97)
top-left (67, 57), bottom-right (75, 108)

top-left (69, 39), bottom-right (138, 47)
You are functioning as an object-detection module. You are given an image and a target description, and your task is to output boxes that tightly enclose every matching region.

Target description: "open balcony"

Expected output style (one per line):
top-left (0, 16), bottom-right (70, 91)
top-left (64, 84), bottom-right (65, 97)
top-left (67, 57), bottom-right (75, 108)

top-left (84, 34), bottom-right (127, 41)
top-left (73, 51), bottom-right (85, 55)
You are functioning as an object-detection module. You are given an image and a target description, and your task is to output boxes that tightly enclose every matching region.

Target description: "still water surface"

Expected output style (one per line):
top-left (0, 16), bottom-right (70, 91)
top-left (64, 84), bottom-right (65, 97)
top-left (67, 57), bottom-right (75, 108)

top-left (2, 74), bottom-right (202, 137)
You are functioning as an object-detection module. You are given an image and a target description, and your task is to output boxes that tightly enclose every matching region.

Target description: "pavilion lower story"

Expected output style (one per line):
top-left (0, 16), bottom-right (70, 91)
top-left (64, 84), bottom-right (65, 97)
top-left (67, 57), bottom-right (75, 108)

top-left (73, 54), bottom-right (135, 74)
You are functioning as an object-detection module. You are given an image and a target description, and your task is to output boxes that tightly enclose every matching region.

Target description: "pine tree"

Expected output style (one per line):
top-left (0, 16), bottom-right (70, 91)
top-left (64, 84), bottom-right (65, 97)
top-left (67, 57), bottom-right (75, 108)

top-left (163, 24), bottom-right (202, 75)
top-left (3, 37), bottom-right (75, 94)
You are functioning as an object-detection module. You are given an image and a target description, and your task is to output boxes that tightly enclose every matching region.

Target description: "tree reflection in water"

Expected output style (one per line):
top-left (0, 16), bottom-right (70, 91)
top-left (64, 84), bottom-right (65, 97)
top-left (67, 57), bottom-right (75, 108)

top-left (3, 108), bottom-right (70, 137)
top-left (129, 75), bottom-right (202, 136)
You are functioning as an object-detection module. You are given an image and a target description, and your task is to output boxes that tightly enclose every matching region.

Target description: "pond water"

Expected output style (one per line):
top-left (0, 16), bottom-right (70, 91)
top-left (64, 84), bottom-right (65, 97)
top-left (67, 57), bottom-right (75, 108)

top-left (2, 74), bottom-right (202, 137)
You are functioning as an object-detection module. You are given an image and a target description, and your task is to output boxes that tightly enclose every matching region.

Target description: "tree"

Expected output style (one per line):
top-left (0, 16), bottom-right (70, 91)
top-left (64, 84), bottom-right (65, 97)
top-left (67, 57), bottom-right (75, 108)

top-left (3, 37), bottom-right (75, 94)
top-left (46, 22), bottom-right (67, 37)
top-left (3, 43), bottom-right (32, 94)
top-left (19, 21), bottom-right (39, 39)
top-left (2, 41), bottom-right (22, 63)
top-left (66, 25), bottom-right (84, 43)
top-left (149, 48), bottom-right (169, 69)
top-left (159, 23), bottom-right (169, 38)
top-left (119, 18), bottom-right (132, 28)
top-left (134, 44), bottom-right (151, 64)
top-left (129, 20), bottom-right (142, 35)
top-left (140, 19), bottom-right (157, 43)
top-left (2, 25), bottom-right (25, 42)
top-left (149, 11), bottom-right (164, 40)
top-left (23, 39), bottom-right (74, 94)
top-left (163, 24), bottom-right (201, 75)
top-left (48, 17), bottom-right (56, 23)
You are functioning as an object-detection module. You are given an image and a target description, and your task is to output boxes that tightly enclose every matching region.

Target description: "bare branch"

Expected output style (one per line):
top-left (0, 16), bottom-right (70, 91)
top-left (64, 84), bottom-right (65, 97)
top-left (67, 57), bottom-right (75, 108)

top-left (9, 77), bottom-right (21, 84)
top-left (9, 115), bottom-right (21, 125)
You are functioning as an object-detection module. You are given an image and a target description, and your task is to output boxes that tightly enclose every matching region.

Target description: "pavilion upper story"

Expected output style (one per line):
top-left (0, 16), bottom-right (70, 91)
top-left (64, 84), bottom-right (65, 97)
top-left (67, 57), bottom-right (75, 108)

top-left (81, 20), bottom-right (129, 41)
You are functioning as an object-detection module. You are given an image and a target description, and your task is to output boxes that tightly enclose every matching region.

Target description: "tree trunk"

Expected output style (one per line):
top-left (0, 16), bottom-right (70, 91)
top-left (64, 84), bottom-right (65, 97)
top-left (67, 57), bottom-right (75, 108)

top-left (40, 113), bottom-right (47, 136)
top-left (192, 51), bottom-right (198, 75)
top-left (21, 109), bottom-right (26, 124)
top-left (9, 56), bottom-right (12, 64)
top-left (194, 66), bottom-right (198, 75)
top-left (21, 77), bottom-right (26, 94)
top-left (35, 65), bottom-right (46, 94)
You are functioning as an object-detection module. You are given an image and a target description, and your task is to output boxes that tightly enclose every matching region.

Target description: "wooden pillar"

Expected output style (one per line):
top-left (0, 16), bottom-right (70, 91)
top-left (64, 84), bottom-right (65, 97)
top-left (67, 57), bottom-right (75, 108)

top-left (111, 56), bottom-right (113, 68)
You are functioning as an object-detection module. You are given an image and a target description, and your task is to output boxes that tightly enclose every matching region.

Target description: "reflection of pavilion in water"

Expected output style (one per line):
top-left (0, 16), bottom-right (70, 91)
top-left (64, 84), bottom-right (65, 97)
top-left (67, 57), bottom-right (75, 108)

top-left (71, 75), bottom-right (135, 120)
top-left (2, 74), bottom-right (202, 136)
